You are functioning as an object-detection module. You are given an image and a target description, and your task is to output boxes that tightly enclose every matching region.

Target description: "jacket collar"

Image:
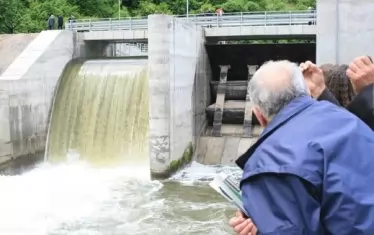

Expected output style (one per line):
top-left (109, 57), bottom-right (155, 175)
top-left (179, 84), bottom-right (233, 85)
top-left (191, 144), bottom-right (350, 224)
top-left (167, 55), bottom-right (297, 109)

top-left (236, 95), bottom-right (315, 170)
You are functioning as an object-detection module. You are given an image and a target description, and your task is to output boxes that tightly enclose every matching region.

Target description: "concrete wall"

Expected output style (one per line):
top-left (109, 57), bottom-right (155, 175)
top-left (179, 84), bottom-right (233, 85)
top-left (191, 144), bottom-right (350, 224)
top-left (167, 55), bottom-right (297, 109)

top-left (148, 14), bottom-right (210, 178)
top-left (0, 30), bottom-right (74, 166)
top-left (317, 0), bottom-right (374, 64)
top-left (193, 32), bottom-right (212, 149)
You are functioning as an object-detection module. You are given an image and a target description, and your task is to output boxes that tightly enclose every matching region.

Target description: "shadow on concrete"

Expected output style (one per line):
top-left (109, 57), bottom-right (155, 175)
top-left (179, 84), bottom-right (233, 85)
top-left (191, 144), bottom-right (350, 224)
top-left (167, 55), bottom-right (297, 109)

top-left (0, 151), bottom-right (44, 176)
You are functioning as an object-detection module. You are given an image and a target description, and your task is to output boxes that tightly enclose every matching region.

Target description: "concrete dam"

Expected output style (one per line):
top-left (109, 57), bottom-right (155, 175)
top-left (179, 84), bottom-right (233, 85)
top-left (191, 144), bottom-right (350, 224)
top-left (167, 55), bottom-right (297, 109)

top-left (2, 2), bottom-right (374, 233)
top-left (0, 15), bottom-right (316, 177)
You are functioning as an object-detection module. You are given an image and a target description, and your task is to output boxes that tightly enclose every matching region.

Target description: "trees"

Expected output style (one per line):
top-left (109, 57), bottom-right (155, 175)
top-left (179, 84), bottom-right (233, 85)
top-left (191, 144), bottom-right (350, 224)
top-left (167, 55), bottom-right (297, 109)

top-left (0, 0), bottom-right (316, 34)
top-left (0, 0), bottom-right (26, 33)
top-left (25, 0), bottom-right (80, 32)
top-left (222, 0), bottom-right (266, 12)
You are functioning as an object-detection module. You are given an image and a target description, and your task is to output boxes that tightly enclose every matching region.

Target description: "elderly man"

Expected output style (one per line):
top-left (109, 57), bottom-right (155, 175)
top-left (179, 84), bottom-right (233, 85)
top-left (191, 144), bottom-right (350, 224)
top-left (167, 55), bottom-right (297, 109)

top-left (230, 60), bottom-right (374, 234)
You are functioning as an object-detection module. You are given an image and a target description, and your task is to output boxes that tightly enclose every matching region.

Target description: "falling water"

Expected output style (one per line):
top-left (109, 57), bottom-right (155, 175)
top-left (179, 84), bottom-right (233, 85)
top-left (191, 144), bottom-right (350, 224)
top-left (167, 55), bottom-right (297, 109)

top-left (46, 59), bottom-right (148, 167)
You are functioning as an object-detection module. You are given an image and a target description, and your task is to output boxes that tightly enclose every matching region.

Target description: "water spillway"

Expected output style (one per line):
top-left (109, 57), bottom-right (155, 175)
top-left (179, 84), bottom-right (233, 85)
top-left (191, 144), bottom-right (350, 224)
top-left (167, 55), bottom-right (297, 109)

top-left (46, 59), bottom-right (149, 168)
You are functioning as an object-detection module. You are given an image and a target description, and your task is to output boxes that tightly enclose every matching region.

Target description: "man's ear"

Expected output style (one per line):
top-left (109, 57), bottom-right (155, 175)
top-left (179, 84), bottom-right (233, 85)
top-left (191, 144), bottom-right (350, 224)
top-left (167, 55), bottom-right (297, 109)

top-left (253, 106), bottom-right (269, 127)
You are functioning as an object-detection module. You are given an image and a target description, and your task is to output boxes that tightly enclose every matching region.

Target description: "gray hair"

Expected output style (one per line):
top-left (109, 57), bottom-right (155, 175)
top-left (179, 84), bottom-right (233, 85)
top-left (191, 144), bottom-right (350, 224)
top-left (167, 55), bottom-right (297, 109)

top-left (248, 60), bottom-right (308, 118)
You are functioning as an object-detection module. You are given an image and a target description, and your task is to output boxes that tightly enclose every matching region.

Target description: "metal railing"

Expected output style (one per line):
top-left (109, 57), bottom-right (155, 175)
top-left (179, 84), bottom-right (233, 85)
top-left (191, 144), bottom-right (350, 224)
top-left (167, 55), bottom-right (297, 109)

top-left (66, 10), bottom-right (316, 32)
top-left (110, 42), bottom-right (148, 56)
top-left (136, 43), bottom-right (148, 52)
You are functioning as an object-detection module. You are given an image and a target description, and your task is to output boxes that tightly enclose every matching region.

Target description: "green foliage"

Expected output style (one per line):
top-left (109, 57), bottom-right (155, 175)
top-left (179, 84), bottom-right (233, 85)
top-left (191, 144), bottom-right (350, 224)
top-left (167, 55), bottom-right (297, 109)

top-left (0, 0), bottom-right (316, 34)
top-left (66, 0), bottom-right (113, 17)
top-left (25, 0), bottom-right (80, 32)
top-left (222, 0), bottom-right (265, 12)
top-left (0, 0), bottom-right (26, 33)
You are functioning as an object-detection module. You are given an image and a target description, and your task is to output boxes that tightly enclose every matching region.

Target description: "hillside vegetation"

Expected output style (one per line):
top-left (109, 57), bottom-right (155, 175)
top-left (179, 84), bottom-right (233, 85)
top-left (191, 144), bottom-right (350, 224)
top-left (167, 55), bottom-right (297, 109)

top-left (0, 0), bottom-right (315, 34)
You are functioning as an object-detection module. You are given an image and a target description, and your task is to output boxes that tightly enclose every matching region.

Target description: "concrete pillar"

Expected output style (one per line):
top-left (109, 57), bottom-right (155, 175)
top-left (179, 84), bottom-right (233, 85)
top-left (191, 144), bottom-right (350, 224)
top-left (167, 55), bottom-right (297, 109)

top-left (212, 65), bottom-right (230, 137)
top-left (0, 92), bottom-right (12, 159)
top-left (317, 0), bottom-right (374, 65)
top-left (105, 43), bottom-right (116, 57)
top-left (243, 65), bottom-right (256, 138)
top-left (148, 14), bottom-right (201, 178)
top-left (148, 15), bottom-right (173, 176)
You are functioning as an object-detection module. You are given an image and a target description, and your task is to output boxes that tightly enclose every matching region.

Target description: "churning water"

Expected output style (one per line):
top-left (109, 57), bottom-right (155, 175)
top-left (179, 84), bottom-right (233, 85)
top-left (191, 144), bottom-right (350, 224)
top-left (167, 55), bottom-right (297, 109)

top-left (0, 59), bottom-right (243, 234)
top-left (0, 161), bottom-right (241, 235)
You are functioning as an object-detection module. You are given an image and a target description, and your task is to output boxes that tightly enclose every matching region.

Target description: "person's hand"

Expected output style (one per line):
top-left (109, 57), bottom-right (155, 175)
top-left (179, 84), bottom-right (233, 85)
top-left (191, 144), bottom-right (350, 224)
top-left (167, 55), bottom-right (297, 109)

top-left (346, 56), bottom-right (374, 93)
top-left (299, 61), bottom-right (326, 98)
top-left (229, 210), bottom-right (258, 235)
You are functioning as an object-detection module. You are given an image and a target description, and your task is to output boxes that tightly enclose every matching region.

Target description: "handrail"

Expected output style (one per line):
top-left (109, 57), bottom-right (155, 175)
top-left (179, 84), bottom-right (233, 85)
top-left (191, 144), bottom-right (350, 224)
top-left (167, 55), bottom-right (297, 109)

top-left (66, 10), bottom-right (316, 31)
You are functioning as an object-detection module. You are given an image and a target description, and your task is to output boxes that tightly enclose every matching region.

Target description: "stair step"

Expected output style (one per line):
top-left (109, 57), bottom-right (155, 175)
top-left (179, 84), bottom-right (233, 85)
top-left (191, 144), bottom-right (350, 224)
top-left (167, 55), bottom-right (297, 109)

top-left (195, 136), bottom-right (259, 165)
top-left (207, 100), bottom-right (245, 111)
top-left (206, 100), bottom-right (259, 125)
top-left (210, 80), bottom-right (248, 100)
top-left (205, 124), bottom-right (263, 137)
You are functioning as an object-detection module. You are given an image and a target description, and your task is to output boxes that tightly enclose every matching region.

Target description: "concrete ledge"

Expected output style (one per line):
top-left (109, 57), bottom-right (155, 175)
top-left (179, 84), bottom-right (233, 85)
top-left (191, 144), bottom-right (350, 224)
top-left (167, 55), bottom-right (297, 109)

top-left (82, 30), bottom-right (148, 42)
top-left (0, 150), bottom-right (44, 175)
top-left (80, 24), bottom-right (316, 42)
top-left (195, 136), bottom-right (258, 165)
top-left (205, 25), bottom-right (316, 40)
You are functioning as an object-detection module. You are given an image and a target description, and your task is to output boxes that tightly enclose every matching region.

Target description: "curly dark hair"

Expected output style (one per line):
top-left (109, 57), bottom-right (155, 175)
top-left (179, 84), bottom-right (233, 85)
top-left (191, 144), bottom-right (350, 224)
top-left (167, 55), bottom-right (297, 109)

top-left (319, 64), bottom-right (334, 80)
top-left (320, 64), bottom-right (356, 107)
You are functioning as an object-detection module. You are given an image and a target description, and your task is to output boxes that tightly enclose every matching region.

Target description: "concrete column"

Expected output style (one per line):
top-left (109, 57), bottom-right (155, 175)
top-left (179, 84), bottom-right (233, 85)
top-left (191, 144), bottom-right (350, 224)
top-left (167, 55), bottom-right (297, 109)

top-left (0, 92), bottom-right (12, 159)
top-left (316, 0), bottom-right (338, 64)
top-left (148, 15), bottom-right (174, 176)
top-left (105, 43), bottom-right (116, 57)
top-left (317, 0), bottom-right (374, 65)
top-left (243, 65), bottom-right (256, 138)
top-left (212, 65), bottom-right (230, 137)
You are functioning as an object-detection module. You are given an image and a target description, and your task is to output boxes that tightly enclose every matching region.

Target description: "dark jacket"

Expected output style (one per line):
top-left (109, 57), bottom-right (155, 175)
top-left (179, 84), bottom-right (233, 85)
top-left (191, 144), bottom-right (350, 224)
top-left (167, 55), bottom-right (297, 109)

top-left (236, 95), bottom-right (374, 234)
top-left (317, 84), bottom-right (374, 130)
top-left (48, 17), bottom-right (55, 27)
top-left (58, 16), bottom-right (63, 26)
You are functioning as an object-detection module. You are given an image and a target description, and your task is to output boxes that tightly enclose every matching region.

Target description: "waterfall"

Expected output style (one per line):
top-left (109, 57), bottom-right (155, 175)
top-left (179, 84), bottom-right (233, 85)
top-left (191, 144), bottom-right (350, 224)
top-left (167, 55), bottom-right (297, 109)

top-left (46, 59), bottom-right (148, 167)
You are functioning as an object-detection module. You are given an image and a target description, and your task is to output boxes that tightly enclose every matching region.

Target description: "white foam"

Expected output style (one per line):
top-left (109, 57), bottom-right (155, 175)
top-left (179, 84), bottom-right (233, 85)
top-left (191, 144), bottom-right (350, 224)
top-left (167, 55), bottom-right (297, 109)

top-left (0, 161), bottom-right (153, 235)
top-left (170, 161), bottom-right (242, 184)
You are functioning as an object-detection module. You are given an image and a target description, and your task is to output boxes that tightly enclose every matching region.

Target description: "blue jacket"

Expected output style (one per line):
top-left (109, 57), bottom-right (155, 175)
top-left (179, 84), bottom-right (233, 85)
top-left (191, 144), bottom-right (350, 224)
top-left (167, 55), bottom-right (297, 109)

top-left (236, 95), bottom-right (374, 235)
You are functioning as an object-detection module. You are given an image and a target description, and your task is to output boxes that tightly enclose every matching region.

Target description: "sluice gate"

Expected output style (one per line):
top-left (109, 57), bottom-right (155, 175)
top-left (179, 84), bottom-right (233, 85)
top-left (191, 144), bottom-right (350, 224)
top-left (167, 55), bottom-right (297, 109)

top-left (196, 43), bottom-right (316, 166)
top-left (196, 65), bottom-right (262, 166)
